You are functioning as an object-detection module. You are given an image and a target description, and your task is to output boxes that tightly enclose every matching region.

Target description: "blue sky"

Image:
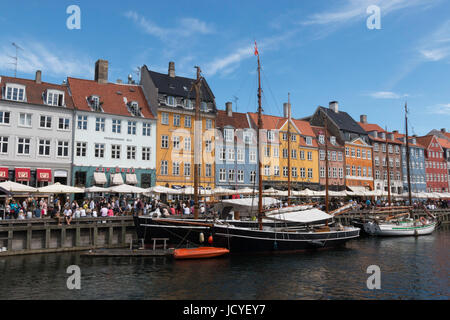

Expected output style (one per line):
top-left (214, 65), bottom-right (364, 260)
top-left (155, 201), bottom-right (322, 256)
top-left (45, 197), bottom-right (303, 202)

top-left (1, 0), bottom-right (450, 135)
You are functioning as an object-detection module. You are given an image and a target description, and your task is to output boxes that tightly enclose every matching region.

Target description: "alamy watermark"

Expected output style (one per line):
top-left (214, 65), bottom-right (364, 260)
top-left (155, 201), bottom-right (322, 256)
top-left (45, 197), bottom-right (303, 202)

top-left (366, 265), bottom-right (381, 290)
top-left (66, 265), bottom-right (81, 290)
top-left (66, 5), bottom-right (81, 30)
top-left (367, 5), bottom-right (381, 30)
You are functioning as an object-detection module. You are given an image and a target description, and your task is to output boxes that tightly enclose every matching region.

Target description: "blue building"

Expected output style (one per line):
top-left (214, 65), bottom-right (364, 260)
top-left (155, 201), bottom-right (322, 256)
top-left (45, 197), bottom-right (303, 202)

top-left (397, 134), bottom-right (427, 193)
top-left (215, 103), bottom-right (258, 191)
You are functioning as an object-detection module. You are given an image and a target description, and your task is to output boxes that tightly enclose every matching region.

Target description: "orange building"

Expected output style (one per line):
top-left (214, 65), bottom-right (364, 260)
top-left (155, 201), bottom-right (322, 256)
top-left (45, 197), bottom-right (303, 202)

top-left (344, 138), bottom-right (374, 190)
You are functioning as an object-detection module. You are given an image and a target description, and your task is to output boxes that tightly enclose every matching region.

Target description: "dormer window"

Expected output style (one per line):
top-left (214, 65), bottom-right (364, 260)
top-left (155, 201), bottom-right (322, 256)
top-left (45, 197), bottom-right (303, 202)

top-left (201, 102), bottom-right (208, 112)
top-left (46, 89), bottom-right (65, 106)
top-left (319, 135), bottom-right (325, 144)
top-left (184, 99), bottom-right (193, 109)
top-left (306, 137), bottom-right (313, 146)
top-left (166, 96), bottom-right (175, 106)
top-left (412, 138), bottom-right (417, 145)
top-left (330, 136), bottom-right (336, 145)
top-left (128, 101), bottom-right (141, 117)
top-left (5, 83), bottom-right (26, 102)
top-left (88, 95), bottom-right (102, 112)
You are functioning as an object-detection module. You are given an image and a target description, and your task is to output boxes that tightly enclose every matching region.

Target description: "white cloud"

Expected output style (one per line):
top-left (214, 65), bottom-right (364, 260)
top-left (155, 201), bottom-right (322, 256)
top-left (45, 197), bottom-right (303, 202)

top-left (418, 20), bottom-right (450, 62)
top-left (427, 103), bottom-right (450, 115)
top-left (0, 41), bottom-right (92, 78)
top-left (124, 11), bottom-right (214, 41)
top-left (368, 91), bottom-right (408, 99)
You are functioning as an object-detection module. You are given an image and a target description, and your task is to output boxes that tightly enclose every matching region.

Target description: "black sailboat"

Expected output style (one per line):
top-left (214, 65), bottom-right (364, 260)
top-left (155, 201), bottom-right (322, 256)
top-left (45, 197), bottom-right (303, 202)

top-left (134, 44), bottom-right (360, 252)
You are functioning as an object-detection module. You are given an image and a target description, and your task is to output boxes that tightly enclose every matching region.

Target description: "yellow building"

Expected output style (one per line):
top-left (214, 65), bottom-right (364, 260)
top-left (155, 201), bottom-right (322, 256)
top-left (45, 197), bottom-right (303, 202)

top-left (140, 63), bottom-right (216, 191)
top-left (248, 111), bottom-right (319, 190)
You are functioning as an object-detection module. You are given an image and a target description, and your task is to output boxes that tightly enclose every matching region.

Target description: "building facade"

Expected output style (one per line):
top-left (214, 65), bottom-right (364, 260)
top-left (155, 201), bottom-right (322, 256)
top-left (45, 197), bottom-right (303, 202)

top-left (215, 103), bottom-right (258, 190)
top-left (417, 135), bottom-right (448, 193)
top-left (140, 62), bottom-right (216, 191)
top-left (0, 72), bottom-right (74, 186)
top-left (68, 60), bottom-right (157, 189)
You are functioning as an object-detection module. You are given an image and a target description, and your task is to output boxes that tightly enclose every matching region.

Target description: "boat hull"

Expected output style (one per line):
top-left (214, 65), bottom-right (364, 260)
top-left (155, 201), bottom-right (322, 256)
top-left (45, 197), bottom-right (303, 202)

top-left (173, 247), bottom-right (229, 259)
top-left (363, 221), bottom-right (437, 236)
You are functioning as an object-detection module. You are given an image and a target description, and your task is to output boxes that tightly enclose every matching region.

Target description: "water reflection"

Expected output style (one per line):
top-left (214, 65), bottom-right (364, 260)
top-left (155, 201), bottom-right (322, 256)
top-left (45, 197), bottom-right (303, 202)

top-left (0, 227), bottom-right (448, 300)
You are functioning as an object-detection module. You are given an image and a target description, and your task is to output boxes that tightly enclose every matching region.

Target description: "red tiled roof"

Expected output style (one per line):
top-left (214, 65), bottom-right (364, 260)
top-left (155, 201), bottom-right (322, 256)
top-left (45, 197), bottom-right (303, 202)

top-left (311, 126), bottom-right (343, 148)
top-left (67, 77), bottom-right (155, 119)
top-left (0, 75), bottom-right (74, 108)
top-left (215, 110), bottom-right (250, 129)
top-left (438, 138), bottom-right (450, 149)
top-left (392, 132), bottom-right (423, 148)
top-left (416, 135), bottom-right (435, 149)
top-left (247, 112), bottom-right (287, 130)
top-left (357, 122), bottom-right (385, 133)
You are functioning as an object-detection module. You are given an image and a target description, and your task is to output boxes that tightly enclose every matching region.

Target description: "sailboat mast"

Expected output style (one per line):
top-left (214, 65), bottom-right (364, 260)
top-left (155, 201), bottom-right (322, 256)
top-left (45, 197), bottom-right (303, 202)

top-left (256, 49), bottom-right (263, 230)
top-left (405, 103), bottom-right (413, 205)
top-left (287, 93), bottom-right (291, 206)
top-left (385, 126), bottom-right (392, 206)
top-left (324, 112), bottom-right (329, 214)
top-left (193, 66), bottom-right (202, 220)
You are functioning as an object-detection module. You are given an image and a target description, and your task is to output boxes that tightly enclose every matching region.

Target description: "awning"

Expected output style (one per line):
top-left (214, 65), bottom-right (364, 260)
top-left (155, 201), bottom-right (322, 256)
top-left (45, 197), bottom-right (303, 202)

top-left (348, 186), bottom-right (369, 196)
top-left (110, 173), bottom-right (124, 185)
top-left (0, 167), bottom-right (8, 180)
top-left (126, 173), bottom-right (138, 185)
top-left (93, 172), bottom-right (107, 185)
top-left (37, 169), bottom-right (52, 182)
top-left (15, 168), bottom-right (30, 182)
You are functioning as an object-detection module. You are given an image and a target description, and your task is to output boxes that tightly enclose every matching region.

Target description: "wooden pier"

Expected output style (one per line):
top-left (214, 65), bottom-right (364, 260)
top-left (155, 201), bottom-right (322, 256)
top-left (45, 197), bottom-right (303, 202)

top-left (81, 248), bottom-right (174, 257)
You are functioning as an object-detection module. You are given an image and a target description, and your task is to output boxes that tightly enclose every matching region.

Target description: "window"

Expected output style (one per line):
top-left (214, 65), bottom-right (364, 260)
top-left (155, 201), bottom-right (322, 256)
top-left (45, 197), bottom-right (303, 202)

top-left (205, 119), bottom-right (213, 130)
top-left (224, 129), bottom-right (234, 142)
top-left (173, 136), bottom-right (180, 150)
top-left (58, 117), bottom-right (70, 130)
top-left (95, 117), bottom-right (105, 132)
top-left (142, 147), bottom-right (151, 161)
top-left (77, 115), bottom-right (88, 130)
top-left (291, 149), bottom-right (297, 159)
top-left (264, 146), bottom-right (270, 157)
top-left (291, 134), bottom-right (297, 142)
top-left (0, 111), bottom-right (10, 124)
top-left (166, 96), bottom-right (175, 106)
top-left (330, 136), bottom-right (336, 145)
top-left (319, 135), bottom-right (325, 144)
top-left (17, 138), bottom-right (30, 155)
top-left (292, 167), bottom-right (298, 178)
top-left (283, 148), bottom-right (289, 159)
top-left (333, 167), bottom-right (338, 178)
top-left (219, 148), bottom-right (226, 161)
top-left (57, 141), bottom-right (69, 157)
top-left (362, 149), bottom-right (366, 159)
top-left (184, 137), bottom-right (191, 151)
top-left (184, 99), bottom-right (193, 109)
top-left (264, 166), bottom-right (270, 176)
top-left (250, 171), bottom-right (256, 183)
top-left (319, 150), bottom-right (325, 160)
top-left (274, 166), bottom-right (280, 176)
top-left (19, 113), bottom-right (32, 127)
top-left (200, 102), bottom-right (208, 112)
top-left (307, 168), bottom-right (313, 179)
top-left (94, 144), bottom-right (105, 158)
top-left (219, 169), bottom-right (226, 181)
top-left (160, 161), bottom-right (168, 175)
top-left (76, 142), bottom-right (87, 157)
top-left (282, 133), bottom-right (288, 141)
top-left (351, 148), bottom-right (355, 157)
top-left (127, 146), bottom-right (136, 160)
top-left (305, 137), bottom-right (312, 146)
top-left (111, 145), bottom-right (121, 159)
top-left (46, 90), bottom-right (64, 106)
top-left (307, 151), bottom-right (312, 161)
top-left (267, 130), bottom-right (275, 142)
top-left (229, 169), bottom-right (235, 181)
top-left (244, 132), bottom-right (252, 144)
top-left (228, 148), bottom-right (235, 161)
top-left (382, 144), bottom-right (386, 152)
top-left (375, 170), bottom-right (380, 179)
top-left (356, 149), bottom-right (361, 158)
top-left (205, 164), bottom-right (212, 177)
top-left (39, 115), bottom-right (52, 129)
top-left (273, 147), bottom-right (279, 158)
top-left (161, 135), bottom-right (169, 148)
top-left (368, 167), bottom-right (372, 177)
top-left (172, 162), bottom-right (180, 175)
top-left (283, 166), bottom-right (289, 177)
top-left (249, 149), bottom-right (257, 163)
top-left (346, 166), bottom-right (350, 176)
top-left (205, 140), bottom-right (212, 152)
top-left (184, 163), bottom-right (191, 176)
top-left (331, 151), bottom-right (336, 161)
top-left (352, 165), bottom-right (356, 176)
top-left (112, 119), bottom-right (121, 133)
top-left (338, 152), bottom-right (343, 161)
top-left (5, 84), bottom-right (25, 101)
top-left (161, 112), bottom-right (169, 125)
top-left (367, 150), bottom-right (371, 160)
top-left (38, 139), bottom-right (51, 156)
top-left (320, 167), bottom-right (325, 178)
top-left (127, 121), bottom-right (136, 135)
top-left (184, 116), bottom-right (191, 128)
top-left (173, 114), bottom-right (180, 127)
top-left (89, 96), bottom-right (101, 111)
top-left (237, 149), bottom-right (244, 162)
top-left (237, 170), bottom-right (244, 182)
top-left (0, 136), bottom-right (8, 154)
top-left (339, 167), bottom-right (343, 178)
top-left (300, 150), bottom-right (305, 160)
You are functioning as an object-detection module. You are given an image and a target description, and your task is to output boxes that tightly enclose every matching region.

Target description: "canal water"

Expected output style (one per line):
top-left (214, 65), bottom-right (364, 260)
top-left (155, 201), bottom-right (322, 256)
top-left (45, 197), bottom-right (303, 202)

top-left (0, 226), bottom-right (448, 300)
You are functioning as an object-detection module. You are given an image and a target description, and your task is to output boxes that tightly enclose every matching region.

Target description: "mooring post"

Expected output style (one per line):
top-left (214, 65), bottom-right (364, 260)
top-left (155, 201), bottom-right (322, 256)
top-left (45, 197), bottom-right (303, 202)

top-left (60, 227), bottom-right (66, 248)
top-left (8, 229), bottom-right (13, 251)
top-left (108, 226), bottom-right (113, 246)
top-left (75, 227), bottom-right (81, 247)
top-left (45, 227), bottom-right (50, 249)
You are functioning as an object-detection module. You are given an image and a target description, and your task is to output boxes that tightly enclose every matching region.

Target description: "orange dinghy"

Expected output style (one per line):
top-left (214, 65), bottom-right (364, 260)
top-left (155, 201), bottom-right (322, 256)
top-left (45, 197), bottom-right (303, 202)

top-left (173, 247), bottom-right (230, 260)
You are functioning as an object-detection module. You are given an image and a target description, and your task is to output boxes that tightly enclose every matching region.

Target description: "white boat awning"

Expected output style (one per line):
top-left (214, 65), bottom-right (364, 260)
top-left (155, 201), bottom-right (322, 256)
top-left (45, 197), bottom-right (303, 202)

top-left (110, 173), bottom-right (124, 185)
top-left (126, 174), bottom-right (138, 185)
top-left (348, 186), bottom-right (369, 196)
top-left (93, 172), bottom-right (107, 185)
top-left (268, 208), bottom-right (333, 224)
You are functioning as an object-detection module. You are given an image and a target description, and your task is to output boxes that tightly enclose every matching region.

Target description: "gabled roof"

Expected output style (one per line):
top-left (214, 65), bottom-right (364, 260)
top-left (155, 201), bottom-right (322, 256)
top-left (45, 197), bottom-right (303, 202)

top-left (319, 106), bottom-right (366, 135)
top-left (143, 65), bottom-right (215, 104)
top-left (438, 138), bottom-right (450, 149)
top-left (67, 77), bottom-right (155, 119)
top-left (216, 110), bottom-right (251, 129)
top-left (311, 126), bottom-right (343, 148)
top-left (416, 135), bottom-right (442, 150)
top-left (357, 122), bottom-right (385, 133)
top-left (0, 75), bottom-right (74, 109)
top-left (392, 132), bottom-right (423, 148)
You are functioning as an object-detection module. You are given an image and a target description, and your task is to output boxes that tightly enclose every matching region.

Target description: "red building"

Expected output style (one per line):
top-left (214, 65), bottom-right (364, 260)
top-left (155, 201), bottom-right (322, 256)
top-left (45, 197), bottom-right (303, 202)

top-left (417, 135), bottom-right (448, 192)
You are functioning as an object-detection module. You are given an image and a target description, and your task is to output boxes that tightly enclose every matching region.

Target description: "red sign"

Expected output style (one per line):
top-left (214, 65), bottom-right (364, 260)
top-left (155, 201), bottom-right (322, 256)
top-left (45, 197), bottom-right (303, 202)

top-left (15, 168), bottom-right (30, 181)
top-left (0, 167), bottom-right (8, 180)
top-left (37, 169), bottom-right (52, 182)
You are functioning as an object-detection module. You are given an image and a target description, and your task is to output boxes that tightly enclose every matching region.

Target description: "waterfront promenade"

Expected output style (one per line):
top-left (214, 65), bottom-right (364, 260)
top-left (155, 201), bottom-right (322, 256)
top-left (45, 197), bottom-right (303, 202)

top-left (0, 209), bottom-right (449, 257)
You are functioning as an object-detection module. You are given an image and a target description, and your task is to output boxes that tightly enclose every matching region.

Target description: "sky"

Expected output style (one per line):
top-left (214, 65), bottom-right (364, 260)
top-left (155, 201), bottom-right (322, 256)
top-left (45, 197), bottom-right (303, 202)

top-left (1, 0), bottom-right (450, 136)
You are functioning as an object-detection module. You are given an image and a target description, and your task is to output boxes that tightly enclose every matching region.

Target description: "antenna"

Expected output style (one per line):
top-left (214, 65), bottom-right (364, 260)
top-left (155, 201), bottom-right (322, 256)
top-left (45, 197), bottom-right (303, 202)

top-left (232, 96), bottom-right (239, 112)
top-left (134, 67), bottom-right (140, 82)
top-left (10, 42), bottom-right (23, 78)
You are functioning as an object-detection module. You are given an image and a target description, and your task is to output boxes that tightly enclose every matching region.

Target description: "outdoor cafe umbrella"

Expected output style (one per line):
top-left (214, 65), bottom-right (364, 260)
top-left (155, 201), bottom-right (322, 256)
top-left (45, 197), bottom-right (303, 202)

top-left (37, 183), bottom-right (85, 194)
top-left (108, 184), bottom-right (146, 194)
top-left (0, 181), bottom-right (37, 193)
top-left (85, 186), bottom-right (109, 193)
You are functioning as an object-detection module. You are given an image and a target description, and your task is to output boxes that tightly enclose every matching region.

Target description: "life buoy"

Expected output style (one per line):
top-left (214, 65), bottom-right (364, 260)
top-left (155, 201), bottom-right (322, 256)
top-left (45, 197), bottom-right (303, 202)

top-left (208, 235), bottom-right (213, 244)
top-left (419, 217), bottom-right (427, 225)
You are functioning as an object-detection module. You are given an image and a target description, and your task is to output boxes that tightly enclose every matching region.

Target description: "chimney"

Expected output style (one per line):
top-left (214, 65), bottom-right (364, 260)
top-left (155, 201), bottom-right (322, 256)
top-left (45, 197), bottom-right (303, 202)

top-left (441, 128), bottom-right (446, 133)
top-left (360, 115), bottom-right (367, 124)
top-left (283, 102), bottom-right (291, 119)
top-left (35, 70), bottom-right (42, 84)
top-left (393, 130), bottom-right (398, 134)
top-left (388, 133), bottom-right (394, 141)
top-left (127, 74), bottom-right (133, 84)
top-left (95, 59), bottom-right (108, 84)
top-left (168, 61), bottom-right (175, 78)
top-left (116, 79), bottom-right (123, 84)
top-left (226, 102), bottom-right (233, 117)
top-left (329, 101), bottom-right (339, 113)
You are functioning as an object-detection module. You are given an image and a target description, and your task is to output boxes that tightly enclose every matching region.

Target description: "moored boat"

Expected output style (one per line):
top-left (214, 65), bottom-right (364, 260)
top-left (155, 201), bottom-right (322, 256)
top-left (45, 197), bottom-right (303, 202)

top-left (173, 247), bottom-right (229, 259)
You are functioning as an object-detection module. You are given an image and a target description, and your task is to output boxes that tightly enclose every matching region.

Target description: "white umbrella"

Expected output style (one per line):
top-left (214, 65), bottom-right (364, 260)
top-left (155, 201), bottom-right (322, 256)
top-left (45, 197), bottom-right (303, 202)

top-left (85, 186), bottom-right (109, 193)
top-left (146, 186), bottom-right (181, 194)
top-left (37, 183), bottom-right (85, 194)
top-left (0, 181), bottom-right (37, 193)
top-left (236, 187), bottom-right (256, 195)
top-left (108, 184), bottom-right (146, 194)
top-left (212, 187), bottom-right (235, 195)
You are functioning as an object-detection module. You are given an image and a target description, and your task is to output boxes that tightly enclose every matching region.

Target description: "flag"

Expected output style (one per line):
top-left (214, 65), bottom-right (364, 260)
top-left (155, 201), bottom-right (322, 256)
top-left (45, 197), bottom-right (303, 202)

top-left (254, 41), bottom-right (259, 56)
